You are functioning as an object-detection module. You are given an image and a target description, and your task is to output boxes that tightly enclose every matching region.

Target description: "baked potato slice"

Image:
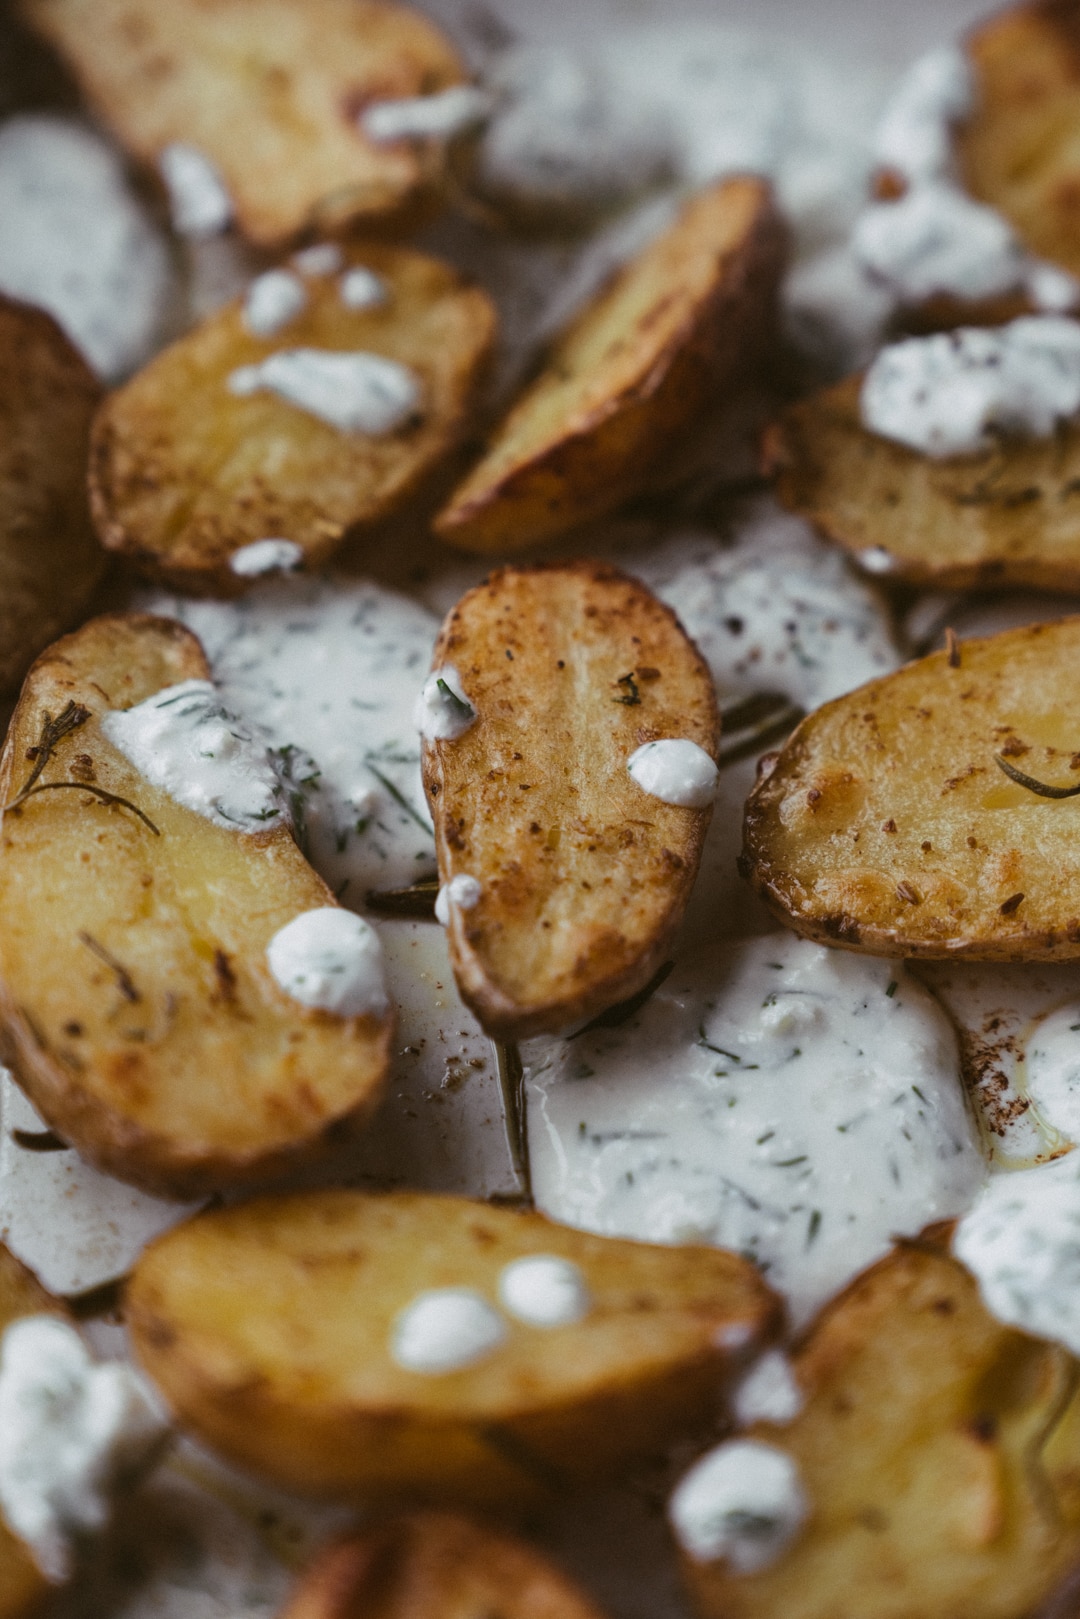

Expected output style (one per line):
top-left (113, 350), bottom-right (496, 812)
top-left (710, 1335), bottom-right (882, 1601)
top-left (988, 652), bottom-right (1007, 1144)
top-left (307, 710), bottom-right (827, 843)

top-left (16, 0), bottom-right (467, 248)
top-left (0, 613), bottom-right (394, 1199)
top-left (278, 1513), bottom-right (609, 1619)
top-left (421, 564), bottom-right (719, 1039)
top-left (678, 1235), bottom-right (1080, 1619)
top-left (0, 1245), bottom-right (64, 1619)
top-left (434, 177), bottom-right (786, 554)
top-left (127, 1189), bottom-right (779, 1508)
top-left (0, 295), bottom-right (104, 695)
top-left (765, 374), bottom-right (1080, 592)
top-left (742, 617), bottom-right (1080, 960)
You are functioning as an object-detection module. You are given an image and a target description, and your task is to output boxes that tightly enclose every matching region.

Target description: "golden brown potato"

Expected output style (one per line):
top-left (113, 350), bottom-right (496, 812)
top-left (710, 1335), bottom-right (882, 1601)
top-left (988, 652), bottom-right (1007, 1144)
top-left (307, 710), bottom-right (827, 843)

top-left (0, 613), bottom-right (394, 1199)
top-left (434, 177), bottom-right (786, 554)
top-left (421, 564), bottom-right (719, 1039)
top-left (765, 373), bottom-right (1080, 592)
top-left (680, 1235), bottom-right (1080, 1619)
top-left (128, 1189), bottom-right (779, 1508)
top-left (742, 617), bottom-right (1080, 960)
top-left (278, 1513), bottom-right (609, 1619)
top-left (17, 0), bottom-right (467, 248)
top-left (0, 1245), bottom-right (63, 1619)
top-left (0, 295), bottom-right (104, 695)
top-left (90, 244), bottom-right (497, 593)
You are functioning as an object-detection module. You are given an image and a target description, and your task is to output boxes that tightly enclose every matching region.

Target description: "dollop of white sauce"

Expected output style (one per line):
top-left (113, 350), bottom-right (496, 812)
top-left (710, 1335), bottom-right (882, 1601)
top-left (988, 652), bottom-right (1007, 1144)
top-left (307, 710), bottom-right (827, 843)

top-left (1026, 1005), bottom-right (1080, 1143)
top-left (627, 740), bottom-right (719, 809)
top-left (497, 1255), bottom-right (591, 1327)
top-left (853, 184), bottom-right (1029, 307)
top-left (0, 1317), bottom-right (168, 1582)
top-left (158, 142), bottom-right (233, 239)
top-left (101, 679), bottom-right (287, 833)
top-left (362, 85), bottom-right (495, 144)
top-left (733, 1350), bottom-right (804, 1428)
top-left (872, 45), bottom-right (974, 184)
top-left (340, 266), bottom-right (389, 311)
top-left (524, 933), bottom-right (983, 1325)
top-left (668, 1439), bottom-right (809, 1571)
top-left (242, 269), bottom-right (308, 337)
top-left (292, 242), bottom-right (345, 277)
top-left (265, 908), bottom-right (388, 1018)
top-left (434, 874), bottom-right (482, 926)
top-left (861, 317), bottom-right (1080, 458)
top-left (413, 667), bottom-right (476, 743)
top-left (390, 1288), bottom-right (506, 1374)
top-left (228, 538), bottom-right (304, 578)
top-left (228, 349), bottom-right (422, 435)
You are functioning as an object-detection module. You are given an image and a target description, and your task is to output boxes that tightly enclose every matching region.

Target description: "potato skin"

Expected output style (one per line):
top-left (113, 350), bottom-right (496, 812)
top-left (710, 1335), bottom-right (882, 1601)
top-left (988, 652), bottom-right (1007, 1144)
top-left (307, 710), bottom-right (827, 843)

top-left (421, 563), bottom-right (719, 1039)
top-left (128, 1190), bottom-right (779, 1509)
top-left (742, 618), bottom-right (1080, 960)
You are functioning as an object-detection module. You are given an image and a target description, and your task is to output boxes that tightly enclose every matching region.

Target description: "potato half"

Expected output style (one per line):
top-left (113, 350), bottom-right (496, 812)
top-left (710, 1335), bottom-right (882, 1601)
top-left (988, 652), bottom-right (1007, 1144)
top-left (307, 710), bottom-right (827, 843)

top-left (0, 1245), bottom-right (64, 1619)
top-left (435, 177), bottom-right (786, 554)
top-left (680, 1235), bottom-right (1080, 1619)
top-left (90, 244), bottom-right (497, 593)
top-left (0, 613), bottom-right (394, 1199)
top-left (765, 373), bottom-right (1080, 592)
top-left (742, 618), bottom-right (1080, 959)
top-left (279, 1513), bottom-right (609, 1619)
top-left (128, 1189), bottom-right (779, 1507)
top-left (0, 295), bottom-right (104, 695)
top-left (421, 563), bottom-right (719, 1039)
top-left (17, 0), bottom-right (467, 247)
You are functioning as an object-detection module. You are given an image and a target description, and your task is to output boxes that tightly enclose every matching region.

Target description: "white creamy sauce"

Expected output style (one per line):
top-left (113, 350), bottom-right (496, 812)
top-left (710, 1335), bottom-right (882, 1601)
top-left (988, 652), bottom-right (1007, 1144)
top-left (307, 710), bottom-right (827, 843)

top-left (1025, 1005), bottom-right (1080, 1143)
top-left (497, 1255), bottom-right (590, 1328)
top-left (413, 666), bottom-right (476, 743)
top-left (668, 1439), bottom-right (808, 1571)
top-left (158, 142), bottom-right (233, 238)
top-left (861, 317), bottom-right (1080, 458)
top-left (732, 1350), bottom-right (804, 1429)
top-left (390, 1288), bottom-right (506, 1374)
top-left (524, 933), bottom-right (983, 1325)
top-left (0, 1317), bottom-right (168, 1581)
top-left (292, 242), bottom-right (345, 277)
top-left (0, 115), bottom-right (171, 380)
top-left (228, 349), bottom-right (422, 435)
top-left (265, 908), bottom-right (388, 1018)
top-left (242, 269), bottom-right (307, 337)
top-left (434, 874), bottom-right (482, 926)
top-left (101, 680), bottom-right (287, 834)
top-left (362, 85), bottom-right (495, 144)
top-left (229, 538), bottom-right (304, 578)
top-left (872, 44), bottom-right (973, 184)
top-left (627, 741), bottom-right (719, 810)
top-left (339, 266), bottom-right (389, 311)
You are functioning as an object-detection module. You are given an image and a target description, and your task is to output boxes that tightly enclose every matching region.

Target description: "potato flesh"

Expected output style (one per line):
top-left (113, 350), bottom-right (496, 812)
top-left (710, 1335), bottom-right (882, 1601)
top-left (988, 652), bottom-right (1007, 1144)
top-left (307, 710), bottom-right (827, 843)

top-left (0, 614), bottom-right (393, 1199)
top-left (128, 1189), bottom-right (779, 1506)
top-left (90, 246), bottom-right (497, 592)
top-left (422, 564), bottom-right (719, 1038)
top-left (743, 618), bottom-right (1080, 959)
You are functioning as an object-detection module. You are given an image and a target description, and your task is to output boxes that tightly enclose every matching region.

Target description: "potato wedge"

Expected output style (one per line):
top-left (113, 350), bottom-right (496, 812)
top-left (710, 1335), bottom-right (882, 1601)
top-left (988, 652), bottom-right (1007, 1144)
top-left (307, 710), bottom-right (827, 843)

top-left (434, 177), bottom-right (786, 554)
top-left (0, 294), bottom-right (104, 695)
top-left (17, 0), bottom-right (467, 248)
top-left (765, 373), bottom-right (1080, 592)
top-left (742, 617), bottom-right (1080, 960)
top-left (0, 613), bottom-right (394, 1199)
top-left (420, 564), bottom-right (719, 1039)
top-left (128, 1189), bottom-right (779, 1508)
top-left (0, 1245), bottom-right (63, 1619)
top-left (679, 1235), bottom-right (1080, 1619)
top-left (278, 1513), bottom-right (609, 1619)
top-left (90, 245), bottom-right (497, 593)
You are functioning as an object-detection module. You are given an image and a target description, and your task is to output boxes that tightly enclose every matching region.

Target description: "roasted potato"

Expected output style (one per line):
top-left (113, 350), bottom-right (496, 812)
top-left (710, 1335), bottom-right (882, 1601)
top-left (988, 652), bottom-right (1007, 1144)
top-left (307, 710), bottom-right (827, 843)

top-left (742, 617), bottom-right (1080, 960)
top-left (17, 0), bottom-right (467, 248)
top-left (679, 1235), bottom-right (1080, 1619)
top-left (421, 563), bottom-right (719, 1039)
top-left (0, 1245), bottom-right (63, 1619)
top-left (128, 1189), bottom-right (779, 1508)
top-left (0, 613), bottom-right (394, 1199)
top-left (90, 244), bottom-right (497, 593)
top-left (765, 374), bottom-right (1080, 592)
top-left (278, 1513), bottom-right (609, 1619)
top-left (434, 177), bottom-right (786, 554)
top-left (0, 294), bottom-right (104, 695)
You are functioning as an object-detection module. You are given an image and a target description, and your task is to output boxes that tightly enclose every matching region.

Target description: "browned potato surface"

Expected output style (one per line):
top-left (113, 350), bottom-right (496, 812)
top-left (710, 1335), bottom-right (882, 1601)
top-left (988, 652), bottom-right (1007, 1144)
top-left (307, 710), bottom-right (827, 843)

top-left (765, 373), bottom-right (1080, 592)
top-left (17, 0), bottom-right (467, 247)
top-left (0, 1245), bottom-right (63, 1619)
top-left (0, 614), bottom-right (394, 1199)
top-left (278, 1513), bottom-right (610, 1619)
top-left (681, 1236), bottom-right (1080, 1619)
top-left (421, 564), bottom-right (719, 1039)
top-left (435, 177), bottom-right (786, 554)
top-left (742, 618), bottom-right (1080, 960)
top-left (0, 295), bottom-right (104, 695)
top-left (90, 245), bottom-right (497, 593)
top-left (128, 1189), bottom-right (779, 1508)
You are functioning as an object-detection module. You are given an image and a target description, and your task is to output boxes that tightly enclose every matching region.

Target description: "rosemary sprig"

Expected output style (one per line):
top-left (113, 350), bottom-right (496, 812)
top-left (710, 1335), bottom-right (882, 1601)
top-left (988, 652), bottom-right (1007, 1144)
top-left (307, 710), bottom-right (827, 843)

top-left (78, 932), bottom-right (140, 1003)
top-left (494, 1041), bottom-right (531, 1207)
top-left (614, 672), bottom-right (641, 706)
top-left (8, 781), bottom-right (160, 833)
top-left (365, 879), bottom-right (440, 919)
top-left (570, 960), bottom-right (675, 1038)
top-left (435, 678), bottom-right (474, 725)
top-left (995, 755), bottom-right (1080, 800)
top-left (17, 701), bottom-right (90, 798)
